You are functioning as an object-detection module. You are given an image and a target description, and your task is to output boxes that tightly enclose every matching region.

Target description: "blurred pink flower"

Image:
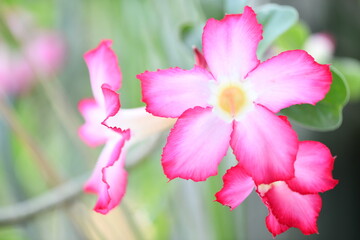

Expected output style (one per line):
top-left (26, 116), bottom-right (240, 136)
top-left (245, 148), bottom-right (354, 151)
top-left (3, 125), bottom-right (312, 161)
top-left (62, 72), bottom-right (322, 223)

top-left (216, 141), bottom-right (338, 236)
top-left (79, 40), bottom-right (174, 214)
top-left (137, 6), bottom-right (332, 184)
top-left (304, 32), bottom-right (335, 63)
top-left (0, 8), bottom-right (65, 97)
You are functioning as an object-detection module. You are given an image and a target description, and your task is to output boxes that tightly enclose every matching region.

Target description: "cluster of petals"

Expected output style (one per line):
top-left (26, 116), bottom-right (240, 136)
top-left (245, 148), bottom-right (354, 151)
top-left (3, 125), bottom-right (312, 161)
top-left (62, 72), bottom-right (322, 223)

top-left (215, 140), bottom-right (338, 236)
top-left (0, 8), bottom-right (65, 97)
top-left (79, 40), bottom-right (174, 214)
top-left (137, 6), bottom-right (332, 186)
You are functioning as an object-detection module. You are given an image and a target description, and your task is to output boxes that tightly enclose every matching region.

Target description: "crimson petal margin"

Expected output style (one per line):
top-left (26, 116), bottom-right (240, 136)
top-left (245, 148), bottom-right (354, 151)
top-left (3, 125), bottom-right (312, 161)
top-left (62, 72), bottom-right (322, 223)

top-left (286, 141), bottom-right (338, 194)
top-left (84, 129), bottom-right (130, 214)
top-left (215, 165), bottom-right (254, 210)
top-left (162, 107), bottom-right (232, 181)
top-left (265, 211), bottom-right (290, 237)
top-left (84, 40), bottom-right (122, 107)
top-left (263, 181), bottom-right (322, 235)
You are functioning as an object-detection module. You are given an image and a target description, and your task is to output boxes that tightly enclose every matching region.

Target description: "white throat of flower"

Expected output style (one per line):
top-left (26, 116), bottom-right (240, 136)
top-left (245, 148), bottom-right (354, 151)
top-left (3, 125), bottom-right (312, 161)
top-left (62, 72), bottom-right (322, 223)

top-left (209, 79), bottom-right (257, 122)
top-left (105, 107), bottom-right (176, 144)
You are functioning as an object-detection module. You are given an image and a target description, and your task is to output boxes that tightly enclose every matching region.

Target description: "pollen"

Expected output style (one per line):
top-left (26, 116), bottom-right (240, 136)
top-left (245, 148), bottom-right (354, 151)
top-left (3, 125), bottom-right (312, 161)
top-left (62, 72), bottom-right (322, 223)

top-left (218, 85), bottom-right (246, 117)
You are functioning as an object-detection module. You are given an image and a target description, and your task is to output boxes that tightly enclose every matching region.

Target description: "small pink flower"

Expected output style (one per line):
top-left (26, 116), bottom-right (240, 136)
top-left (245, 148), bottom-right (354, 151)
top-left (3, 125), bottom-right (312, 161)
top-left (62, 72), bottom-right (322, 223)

top-left (79, 40), bottom-right (175, 214)
top-left (215, 141), bottom-right (338, 236)
top-left (137, 6), bottom-right (332, 183)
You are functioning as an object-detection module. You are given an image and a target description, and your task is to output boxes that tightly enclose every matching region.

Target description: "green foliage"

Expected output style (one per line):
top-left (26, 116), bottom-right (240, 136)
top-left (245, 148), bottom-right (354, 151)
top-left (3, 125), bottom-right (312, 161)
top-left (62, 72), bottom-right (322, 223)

top-left (282, 67), bottom-right (349, 131)
top-left (275, 22), bottom-right (310, 51)
top-left (334, 58), bottom-right (360, 101)
top-left (256, 4), bottom-right (298, 59)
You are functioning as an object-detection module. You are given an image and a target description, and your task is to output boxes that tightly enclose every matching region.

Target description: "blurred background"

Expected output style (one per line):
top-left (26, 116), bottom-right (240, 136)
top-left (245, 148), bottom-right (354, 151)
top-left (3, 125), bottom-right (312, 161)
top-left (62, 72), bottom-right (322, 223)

top-left (0, 0), bottom-right (359, 239)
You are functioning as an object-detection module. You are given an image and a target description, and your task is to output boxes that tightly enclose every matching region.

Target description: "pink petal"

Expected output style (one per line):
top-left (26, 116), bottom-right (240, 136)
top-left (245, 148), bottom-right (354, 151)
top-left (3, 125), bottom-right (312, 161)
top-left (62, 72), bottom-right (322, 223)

top-left (84, 130), bottom-right (130, 214)
top-left (162, 107), bottom-right (232, 181)
top-left (193, 47), bottom-right (208, 69)
top-left (202, 6), bottom-right (262, 81)
top-left (230, 105), bottom-right (298, 184)
top-left (263, 181), bottom-right (322, 235)
top-left (101, 84), bottom-right (121, 123)
top-left (247, 50), bottom-right (332, 113)
top-left (286, 141), bottom-right (338, 194)
top-left (78, 99), bottom-right (108, 147)
top-left (215, 165), bottom-right (254, 210)
top-left (25, 31), bottom-right (65, 75)
top-left (137, 67), bottom-right (213, 118)
top-left (265, 212), bottom-right (290, 237)
top-left (84, 40), bottom-right (122, 107)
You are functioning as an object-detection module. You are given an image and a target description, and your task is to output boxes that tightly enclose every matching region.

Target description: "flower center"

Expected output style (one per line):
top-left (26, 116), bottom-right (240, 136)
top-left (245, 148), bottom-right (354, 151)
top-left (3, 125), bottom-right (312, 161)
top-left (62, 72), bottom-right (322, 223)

top-left (209, 80), bottom-right (256, 122)
top-left (218, 86), bottom-right (246, 117)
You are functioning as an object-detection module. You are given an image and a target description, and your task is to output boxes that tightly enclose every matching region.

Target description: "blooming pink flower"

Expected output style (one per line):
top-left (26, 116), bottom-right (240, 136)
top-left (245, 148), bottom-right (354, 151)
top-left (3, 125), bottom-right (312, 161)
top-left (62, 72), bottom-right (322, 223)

top-left (79, 40), bottom-right (175, 214)
top-left (215, 141), bottom-right (338, 236)
top-left (137, 6), bottom-right (332, 183)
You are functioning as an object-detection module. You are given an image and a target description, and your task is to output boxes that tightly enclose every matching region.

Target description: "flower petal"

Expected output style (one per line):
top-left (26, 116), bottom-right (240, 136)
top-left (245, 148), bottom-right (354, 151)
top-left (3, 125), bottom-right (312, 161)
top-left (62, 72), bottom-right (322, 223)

top-left (162, 107), bottom-right (232, 181)
top-left (230, 105), bottom-right (298, 184)
top-left (247, 50), bottom-right (332, 113)
top-left (101, 84), bottom-right (121, 123)
top-left (286, 141), bottom-right (338, 194)
top-left (84, 130), bottom-right (130, 214)
top-left (104, 107), bottom-right (176, 144)
top-left (84, 40), bottom-right (122, 107)
top-left (265, 211), bottom-right (290, 237)
top-left (202, 6), bottom-right (262, 81)
top-left (263, 181), bottom-right (322, 235)
top-left (193, 47), bottom-right (208, 69)
top-left (137, 67), bottom-right (213, 118)
top-left (215, 165), bottom-right (254, 210)
top-left (78, 98), bottom-right (108, 147)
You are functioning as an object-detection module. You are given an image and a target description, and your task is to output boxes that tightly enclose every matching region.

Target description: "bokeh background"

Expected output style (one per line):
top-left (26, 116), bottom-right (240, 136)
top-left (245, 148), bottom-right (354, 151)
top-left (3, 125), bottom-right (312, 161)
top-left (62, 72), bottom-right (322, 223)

top-left (0, 0), bottom-right (359, 239)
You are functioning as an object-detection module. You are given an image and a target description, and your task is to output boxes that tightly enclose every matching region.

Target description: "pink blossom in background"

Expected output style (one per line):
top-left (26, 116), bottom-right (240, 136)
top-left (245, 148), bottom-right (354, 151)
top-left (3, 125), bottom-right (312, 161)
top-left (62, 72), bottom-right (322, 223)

top-left (137, 6), bottom-right (332, 184)
top-left (0, 8), bottom-right (65, 97)
top-left (215, 141), bottom-right (338, 236)
top-left (304, 32), bottom-right (335, 64)
top-left (79, 40), bottom-right (175, 214)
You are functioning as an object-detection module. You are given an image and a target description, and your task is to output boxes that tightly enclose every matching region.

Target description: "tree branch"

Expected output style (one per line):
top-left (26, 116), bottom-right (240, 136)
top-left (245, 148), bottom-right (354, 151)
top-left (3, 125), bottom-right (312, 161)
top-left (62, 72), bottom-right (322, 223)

top-left (0, 134), bottom-right (163, 225)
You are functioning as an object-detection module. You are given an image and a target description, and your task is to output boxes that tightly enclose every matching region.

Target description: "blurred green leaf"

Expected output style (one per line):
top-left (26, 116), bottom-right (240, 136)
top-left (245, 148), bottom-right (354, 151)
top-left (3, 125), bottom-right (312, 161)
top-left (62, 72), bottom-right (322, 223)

top-left (199, 0), bottom-right (225, 20)
top-left (224, 0), bottom-right (249, 14)
top-left (180, 23), bottom-right (203, 49)
top-left (282, 67), bottom-right (349, 131)
top-left (256, 4), bottom-right (298, 59)
top-left (275, 22), bottom-right (310, 51)
top-left (333, 57), bottom-right (360, 101)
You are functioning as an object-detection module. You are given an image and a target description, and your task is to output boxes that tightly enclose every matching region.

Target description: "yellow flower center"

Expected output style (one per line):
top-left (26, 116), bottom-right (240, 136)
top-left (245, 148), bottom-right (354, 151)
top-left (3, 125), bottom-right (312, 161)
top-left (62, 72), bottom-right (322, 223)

top-left (218, 85), bottom-right (246, 117)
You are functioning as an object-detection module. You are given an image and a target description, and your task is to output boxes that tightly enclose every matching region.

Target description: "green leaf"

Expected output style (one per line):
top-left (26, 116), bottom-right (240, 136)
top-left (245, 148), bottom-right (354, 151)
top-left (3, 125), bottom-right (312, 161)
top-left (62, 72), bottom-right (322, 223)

top-left (275, 22), bottom-right (310, 51)
top-left (179, 23), bottom-right (203, 49)
top-left (224, 0), bottom-right (249, 14)
top-left (281, 67), bottom-right (349, 131)
top-left (333, 57), bottom-right (360, 101)
top-left (256, 4), bottom-right (298, 59)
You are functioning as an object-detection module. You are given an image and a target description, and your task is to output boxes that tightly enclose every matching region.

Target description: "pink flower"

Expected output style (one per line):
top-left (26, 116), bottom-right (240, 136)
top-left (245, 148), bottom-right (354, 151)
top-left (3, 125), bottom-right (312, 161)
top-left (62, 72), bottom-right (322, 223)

top-left (79, 40), bottom-right (175, 214)
top-left (304, 33), bottom-right (335, 64)
top-left (215, 141), bottom-right (338, 236)
top-left (0, 8), bottom-right (65, 97)
top-left (137, 6), bottom-right (332, 183)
